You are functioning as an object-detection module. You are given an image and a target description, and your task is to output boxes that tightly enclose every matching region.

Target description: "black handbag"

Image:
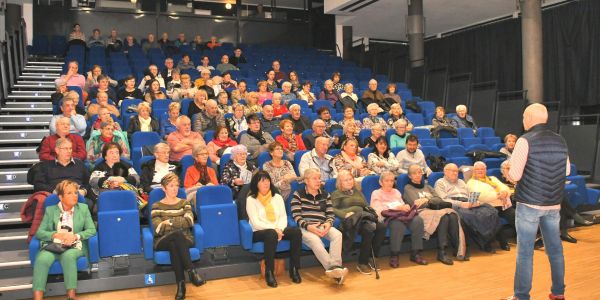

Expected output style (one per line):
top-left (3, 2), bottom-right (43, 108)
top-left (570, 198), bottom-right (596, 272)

top-left (42, 242), bottom-right (73, 254)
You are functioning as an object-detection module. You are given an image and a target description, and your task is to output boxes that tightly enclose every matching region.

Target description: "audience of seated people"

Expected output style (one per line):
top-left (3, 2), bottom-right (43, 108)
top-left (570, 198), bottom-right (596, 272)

top-left (32, 31), bottom-right (593, 298)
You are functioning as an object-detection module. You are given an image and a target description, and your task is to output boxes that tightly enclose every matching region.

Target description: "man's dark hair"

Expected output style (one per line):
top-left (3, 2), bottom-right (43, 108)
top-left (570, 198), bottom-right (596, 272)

top-left (406, 135), bottom-right (419, 144)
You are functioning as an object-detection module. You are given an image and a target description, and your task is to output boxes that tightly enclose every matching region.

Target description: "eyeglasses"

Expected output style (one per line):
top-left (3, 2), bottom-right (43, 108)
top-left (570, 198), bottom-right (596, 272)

top-left (58, 147), bottom-right (72, 151)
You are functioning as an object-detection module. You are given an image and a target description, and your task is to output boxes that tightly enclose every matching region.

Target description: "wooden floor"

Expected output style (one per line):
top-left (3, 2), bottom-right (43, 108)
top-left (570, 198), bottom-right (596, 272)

top-left (50, 225), bottom-right (600, 300)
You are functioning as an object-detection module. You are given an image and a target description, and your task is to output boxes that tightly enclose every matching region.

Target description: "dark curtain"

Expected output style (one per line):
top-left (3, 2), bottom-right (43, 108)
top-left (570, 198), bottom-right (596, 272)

top-left (423, 0), bottom-right (600, 111)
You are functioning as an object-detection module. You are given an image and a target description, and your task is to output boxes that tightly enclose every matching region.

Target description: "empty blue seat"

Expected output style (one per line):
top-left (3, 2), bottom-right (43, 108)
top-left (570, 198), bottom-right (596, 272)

top-left (427, 172), bottom-right (444, 186)
top-left (442, 145), bottom-right (466, 158)
top-left (196, 186), bottom-right (240, 248)
top-left (411, 128), bottom-right (431, 140)
top-left (97, 191), bottom-right (142, 257)
top-left (406, 113), bottom-right (425, 126)
top-left (438, 138), bottom-right (460, 148)
top-left (131, 132), bottom-right (161, 170)
top-left (360, 175), bottom-right (380, 204)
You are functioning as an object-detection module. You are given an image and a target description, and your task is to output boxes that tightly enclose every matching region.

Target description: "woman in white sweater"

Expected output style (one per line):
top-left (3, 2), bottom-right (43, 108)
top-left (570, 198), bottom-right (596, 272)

top-left (246, 171), bottom-right (302, 288)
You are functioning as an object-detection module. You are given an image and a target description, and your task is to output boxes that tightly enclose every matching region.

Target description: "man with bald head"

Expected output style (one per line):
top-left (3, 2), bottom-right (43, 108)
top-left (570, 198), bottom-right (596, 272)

top-left (167, 116), bottom-right (205, 162)
top-left (506, 103), bottom-right (569, 300)
top-left (298, 136), bottom-right (337, 181)
top-left (192, 99), bottom-right (225, 134)
top-left (303, 119), bottom-right (332, 150)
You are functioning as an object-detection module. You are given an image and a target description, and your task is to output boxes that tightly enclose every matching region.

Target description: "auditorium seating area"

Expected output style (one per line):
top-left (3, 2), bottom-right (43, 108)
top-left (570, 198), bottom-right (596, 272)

top-left (0, 26), bottom-right (598, 299)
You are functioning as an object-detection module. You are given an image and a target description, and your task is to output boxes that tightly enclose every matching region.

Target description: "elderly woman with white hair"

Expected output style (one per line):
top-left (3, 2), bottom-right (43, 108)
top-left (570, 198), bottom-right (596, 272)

top-left (280, 82), bottom-right (295, 104)
top-left (245, 92), bottom-right (262, 115)
top-left (331, 170), bottom-right (386, 274)
top-left (362, 103), bottom-right (387, 131)
top-left (220, 144), bottom-right (257, 218)
top-left (451, 104), bottom-right (478, 133)
top-left (140, 142), bottom-right (180, 193)
top-left (466, 161), bottom-right (514, 251)
top-left (370, 171), bottom-right (427, 267)
top-left (127, 101), bottom-right (160, 140)
top-left (339, 83), bottom-right (358, 108)
top-left (386, 103), bottom-right (413, 130)
top-left (361, 123), bottom-right (385, 149)
top-left (318, 79), bottom-right (341, 107)
top-left (286, 104), bottom-right (311, 134)
top-left (389, 119), bottom-right (411, 149)
top-left (435, 163), bottom-right (501, 253)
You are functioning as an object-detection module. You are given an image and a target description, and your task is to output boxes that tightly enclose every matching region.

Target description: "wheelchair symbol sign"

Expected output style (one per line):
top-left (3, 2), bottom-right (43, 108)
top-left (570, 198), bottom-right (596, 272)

top-left (145, 274), bottom-right (156, 285)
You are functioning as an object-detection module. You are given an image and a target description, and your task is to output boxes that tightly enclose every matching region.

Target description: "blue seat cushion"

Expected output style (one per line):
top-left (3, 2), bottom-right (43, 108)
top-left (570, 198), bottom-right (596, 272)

top-left (154, 248), bottom-right (201, 265)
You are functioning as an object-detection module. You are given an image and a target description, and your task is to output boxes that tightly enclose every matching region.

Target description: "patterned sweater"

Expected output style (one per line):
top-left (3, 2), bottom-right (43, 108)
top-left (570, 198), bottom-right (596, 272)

top-left (151, 199), bottom-right (194, 248)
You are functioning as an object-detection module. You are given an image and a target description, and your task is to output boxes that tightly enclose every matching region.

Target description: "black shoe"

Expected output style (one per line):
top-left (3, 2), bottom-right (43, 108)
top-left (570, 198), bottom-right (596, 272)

top-left (437, 249), bottom-right (454, 265)
top-left (187, 269), bottom-right (206, 287)
top-left (175, 280), bottom-right (186, 300)
top-left (289, 266), bottom-right (302, 284)
top-left (560, 232), bottom-right (577, 243)
top-left (499, 242), bottom-right (511, 251)
top-left (265, 270), bottom-right (278, 288)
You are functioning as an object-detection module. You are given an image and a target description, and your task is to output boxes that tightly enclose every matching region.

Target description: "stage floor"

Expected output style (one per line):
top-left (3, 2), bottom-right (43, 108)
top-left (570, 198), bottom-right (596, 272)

top-left (47, 224), bottom-right (600, 300)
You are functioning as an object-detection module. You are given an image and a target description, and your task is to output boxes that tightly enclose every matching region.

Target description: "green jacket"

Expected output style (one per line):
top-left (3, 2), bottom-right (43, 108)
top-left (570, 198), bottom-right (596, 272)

top-left (35, 203), bottom-right (97, 254)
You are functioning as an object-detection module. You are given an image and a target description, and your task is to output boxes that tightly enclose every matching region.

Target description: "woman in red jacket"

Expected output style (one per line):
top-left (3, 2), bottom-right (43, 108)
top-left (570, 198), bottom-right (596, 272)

top-left (275, 119), bottom-right (306, 162)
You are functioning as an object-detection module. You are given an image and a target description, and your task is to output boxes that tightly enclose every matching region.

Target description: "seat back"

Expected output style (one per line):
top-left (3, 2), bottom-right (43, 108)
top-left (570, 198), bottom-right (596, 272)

top-left (44, 194), bottom-right (86, 209)
top-left (395, 174), bottom-right (410, 193)
top-left (427, 172), bottom-right (444, 187)
top-left (361, 175), bottom-right (381, 204)
top-left (411, 128), bottom-right (431, 140)
top-left (293, 150), bottom-right (308, 176)
top-left (257, 152), bottom-right (272, 170)
top-left (97, 191), bottom-right (142, 257)
top-left (196, 186), bottom-right (240, 248)
top-left (457, 128), bottom-right (475, 139)
top-left (442, 145), bottom-right (466, 158)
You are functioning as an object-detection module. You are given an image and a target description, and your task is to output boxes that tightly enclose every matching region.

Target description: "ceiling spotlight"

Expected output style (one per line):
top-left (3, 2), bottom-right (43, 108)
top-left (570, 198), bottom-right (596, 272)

top-left (130, 0), bottom-right (137, 4)
top-left (225, 3), bottom-right (232, 9)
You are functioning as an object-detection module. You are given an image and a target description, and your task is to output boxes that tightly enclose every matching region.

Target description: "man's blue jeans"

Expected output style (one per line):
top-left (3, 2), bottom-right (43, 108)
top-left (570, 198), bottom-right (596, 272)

top-left (514, 203), bottom-right (565, 300)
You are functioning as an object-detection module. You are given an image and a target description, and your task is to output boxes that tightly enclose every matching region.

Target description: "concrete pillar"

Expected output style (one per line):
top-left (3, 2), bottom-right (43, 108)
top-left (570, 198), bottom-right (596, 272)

top-left (521, 0), bottom-right (543, 103)
top-left (407, 0), bottom-right (424, 68)
top-left (342, 26), bottom-right (352, 60)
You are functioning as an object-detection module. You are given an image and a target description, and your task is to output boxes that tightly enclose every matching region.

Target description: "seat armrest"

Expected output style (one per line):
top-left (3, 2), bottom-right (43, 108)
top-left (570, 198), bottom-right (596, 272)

top-left (29, 236), bottom-right (40, 264)
top-left (239, 220), bottom-right (253, 250)
top-left (192, 224), bottom-right (204, 254)
top-left (87, 235), bottom-right (99, 263)
top-left (142, 227), bottom-right (154, 260)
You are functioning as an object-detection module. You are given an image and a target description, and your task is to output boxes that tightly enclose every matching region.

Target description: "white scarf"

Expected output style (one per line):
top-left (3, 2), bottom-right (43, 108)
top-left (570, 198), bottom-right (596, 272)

top-left (139, 116), bottom-right (152, 131)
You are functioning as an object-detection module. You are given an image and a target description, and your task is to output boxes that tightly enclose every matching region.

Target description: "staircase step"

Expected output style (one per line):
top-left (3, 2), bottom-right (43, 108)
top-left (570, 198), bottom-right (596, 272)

top-left (13, 84), bottom-right (55, 89)
top-left (0, 169), bottom-right (33, 193)
top-left (0, 212), bottom-right (25, 225)
top-left (1, 106), bottom-right (52, 113)
top-left (0, 195), bottom-right (28, 214)
top-left (4, 102), bottom-right (53, 109)
top-left (18, 75), bottom-right (57, 80)
top-left (0, 149), bottom-right (39, 166)
top-left (0, 115), bottom-right (52, 126)
top-left (23, 66), bottom-right (62, 72)
top-left (6, 95), bottom-right (51, 100)
top-left (10, 90), bottom-right (54, 95)
top-left (27, 61), bottom-right (63, 66)
top-left (20, 72), bottom-right (60, 77)
top-left (0, 250), bottom-right (30, 268)
top-left (0, 129), bottom-right (47, 144)
top-left (0, 277), bottom-right (32, 293)
top-left (0, 229), bottom-right (29, 252)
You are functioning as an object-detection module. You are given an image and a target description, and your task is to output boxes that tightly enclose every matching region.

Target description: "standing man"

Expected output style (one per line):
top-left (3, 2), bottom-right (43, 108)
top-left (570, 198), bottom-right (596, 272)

top-left (507, 103), bottom-right (568, 300)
